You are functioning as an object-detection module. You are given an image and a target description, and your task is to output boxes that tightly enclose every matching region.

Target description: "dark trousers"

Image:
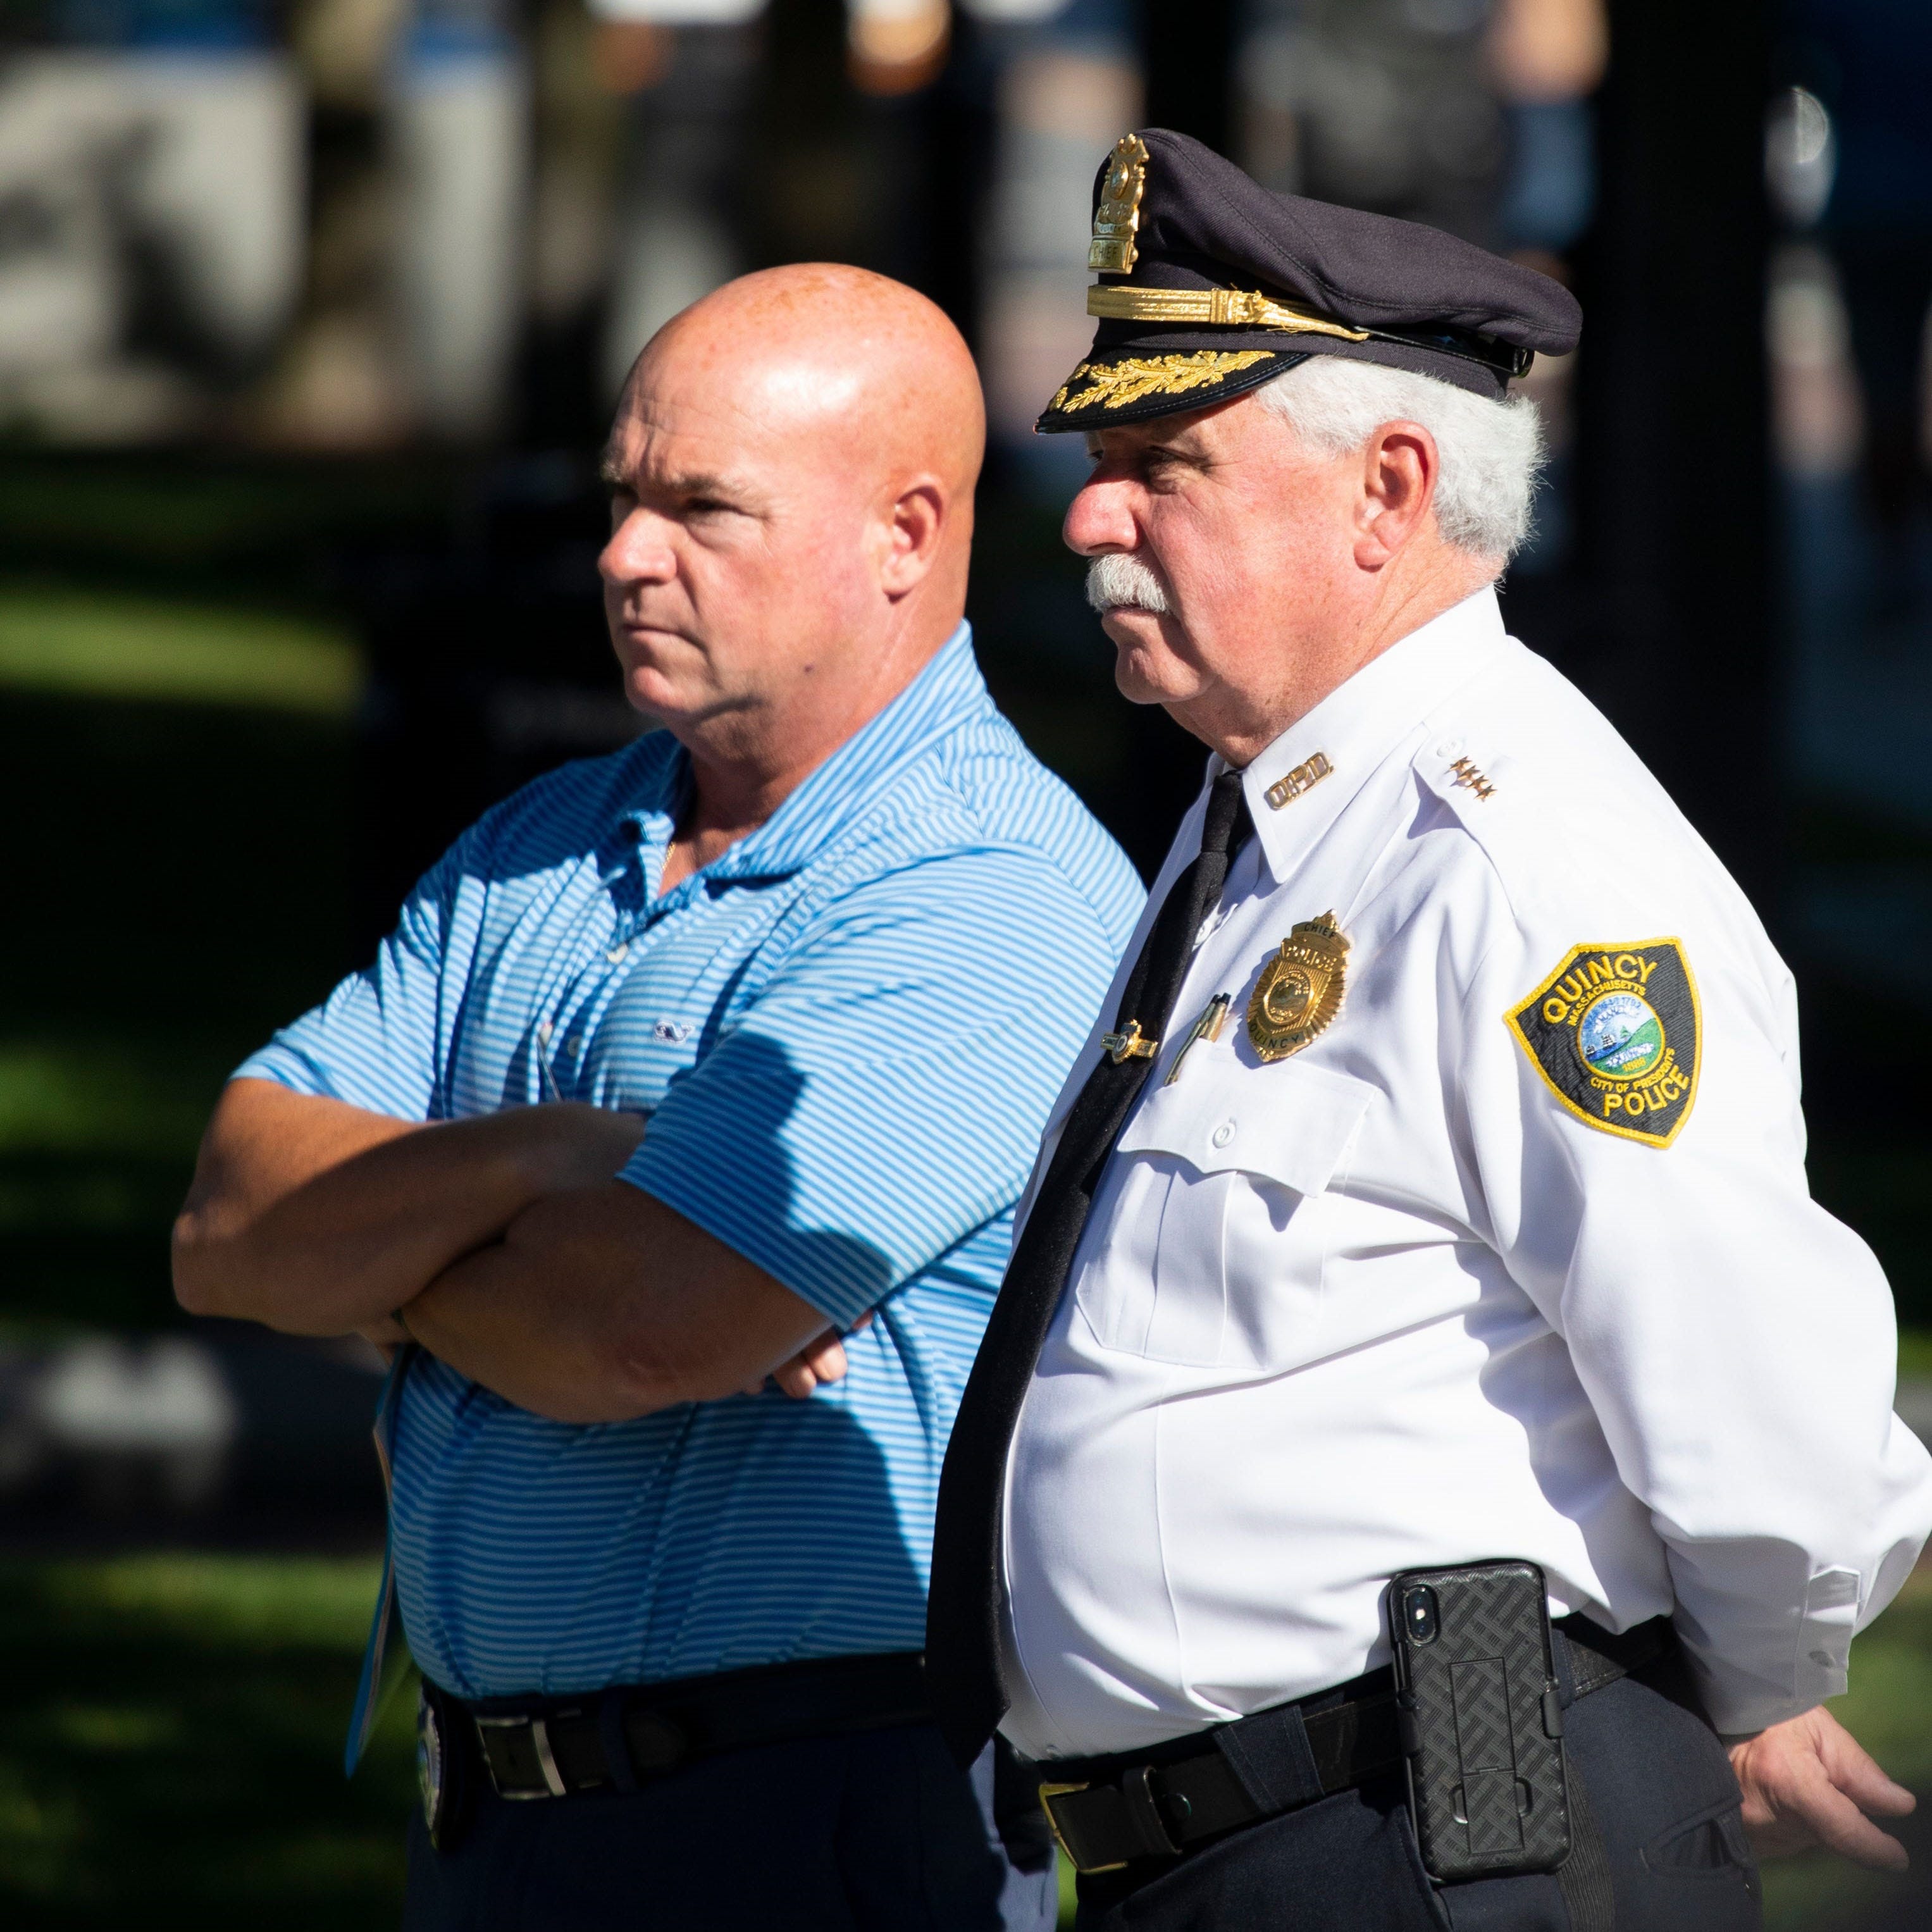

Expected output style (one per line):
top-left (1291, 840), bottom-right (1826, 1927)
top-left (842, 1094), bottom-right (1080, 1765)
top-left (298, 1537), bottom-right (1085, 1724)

top-left (1070, 1654), bottom-right (1759, 1932)
top-left (402, 1722), bottom-right (1058, 1932)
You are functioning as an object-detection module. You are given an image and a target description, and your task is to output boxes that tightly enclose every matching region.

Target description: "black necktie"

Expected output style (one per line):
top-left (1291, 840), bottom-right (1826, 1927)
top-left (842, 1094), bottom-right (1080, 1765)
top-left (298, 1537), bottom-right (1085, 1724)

top-left (925, 767), bottom-right (1256, 1766)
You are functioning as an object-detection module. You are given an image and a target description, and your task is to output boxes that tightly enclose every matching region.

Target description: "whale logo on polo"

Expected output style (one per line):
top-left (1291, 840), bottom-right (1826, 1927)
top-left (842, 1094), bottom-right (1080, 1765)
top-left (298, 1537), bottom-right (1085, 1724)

top-left (1506, 938), bottom-right (1700, 1148)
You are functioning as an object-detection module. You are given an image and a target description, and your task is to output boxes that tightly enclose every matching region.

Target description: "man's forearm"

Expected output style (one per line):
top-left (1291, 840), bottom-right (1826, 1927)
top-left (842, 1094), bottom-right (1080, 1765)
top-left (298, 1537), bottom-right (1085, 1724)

top-left (400, 1181), bottom-right (831, 1423)
top-left (173, 1079), bottom-right (643, 1336)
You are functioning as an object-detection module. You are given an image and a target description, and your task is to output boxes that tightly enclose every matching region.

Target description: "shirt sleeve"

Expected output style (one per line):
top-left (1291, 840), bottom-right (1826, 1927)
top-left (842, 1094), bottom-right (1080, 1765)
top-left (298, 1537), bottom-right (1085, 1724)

top-left (620, 846), bottom-right (1129, 1332)
top-left (232, 845), bottom-right (460, 1123)
top-left (1462, 900), bottom-right (1932, 1734)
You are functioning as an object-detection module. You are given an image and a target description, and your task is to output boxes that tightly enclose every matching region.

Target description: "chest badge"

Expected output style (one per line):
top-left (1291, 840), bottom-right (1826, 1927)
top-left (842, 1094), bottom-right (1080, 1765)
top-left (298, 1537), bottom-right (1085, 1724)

top-left (1246, 912), bottom-right (1350, 1062)
top-left (1506, 938), bottom-right (1700, 1148)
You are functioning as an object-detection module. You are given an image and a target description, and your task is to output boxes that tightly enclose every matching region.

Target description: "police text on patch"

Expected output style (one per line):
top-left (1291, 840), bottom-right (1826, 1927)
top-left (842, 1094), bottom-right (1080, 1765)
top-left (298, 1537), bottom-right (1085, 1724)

top-left (1506, 939), bottom-right (1702, 1148)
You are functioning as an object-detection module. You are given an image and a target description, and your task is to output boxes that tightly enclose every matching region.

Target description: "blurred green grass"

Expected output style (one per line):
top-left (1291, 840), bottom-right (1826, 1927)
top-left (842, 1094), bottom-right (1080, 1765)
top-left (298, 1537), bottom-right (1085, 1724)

top-left (0, 587), bottom-right (362, 715)
top-left (0, 1554), bottom-right (415, 1929)
top-left (0, 577), bottom-right (360, 1332)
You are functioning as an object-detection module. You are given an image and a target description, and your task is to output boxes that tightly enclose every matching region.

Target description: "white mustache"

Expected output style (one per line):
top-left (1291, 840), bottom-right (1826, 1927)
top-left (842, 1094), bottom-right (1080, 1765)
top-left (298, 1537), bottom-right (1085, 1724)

top-left (1086, 552), bottom-right (1171, 616)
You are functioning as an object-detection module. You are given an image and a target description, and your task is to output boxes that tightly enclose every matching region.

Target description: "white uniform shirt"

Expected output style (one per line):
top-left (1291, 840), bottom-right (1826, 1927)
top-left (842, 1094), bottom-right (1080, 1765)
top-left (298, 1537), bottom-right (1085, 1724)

top-left (998, 587), bottom-right (1932, 1761)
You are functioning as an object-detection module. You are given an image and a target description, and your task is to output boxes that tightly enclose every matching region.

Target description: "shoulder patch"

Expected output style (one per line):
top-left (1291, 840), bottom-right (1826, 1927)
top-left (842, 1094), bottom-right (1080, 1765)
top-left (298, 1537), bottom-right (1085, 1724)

top-left (1505, 939), bottom-right (1700, 1148)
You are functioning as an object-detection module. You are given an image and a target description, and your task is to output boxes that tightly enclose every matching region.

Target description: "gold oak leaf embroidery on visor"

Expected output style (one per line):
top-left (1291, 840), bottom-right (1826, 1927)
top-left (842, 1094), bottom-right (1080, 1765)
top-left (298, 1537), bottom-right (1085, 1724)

top-left (1505, 938), bottom-right (1702, 1148)
top-left (1048, 350), bottom-right (1275, 416)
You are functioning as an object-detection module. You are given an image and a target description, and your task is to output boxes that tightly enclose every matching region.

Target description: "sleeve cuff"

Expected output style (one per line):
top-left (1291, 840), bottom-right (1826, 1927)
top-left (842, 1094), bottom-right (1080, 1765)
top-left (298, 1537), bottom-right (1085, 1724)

top-left (617, 1154), bottom-right (894, 1332)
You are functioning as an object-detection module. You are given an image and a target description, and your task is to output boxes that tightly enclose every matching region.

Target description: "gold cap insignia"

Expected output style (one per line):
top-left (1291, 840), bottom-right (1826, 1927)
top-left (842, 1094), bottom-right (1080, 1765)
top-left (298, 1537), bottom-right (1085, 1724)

top-left (1089, 133), bottom-right (1149, 274)
top-left (1246, 913), bottom-right (1349, 1062)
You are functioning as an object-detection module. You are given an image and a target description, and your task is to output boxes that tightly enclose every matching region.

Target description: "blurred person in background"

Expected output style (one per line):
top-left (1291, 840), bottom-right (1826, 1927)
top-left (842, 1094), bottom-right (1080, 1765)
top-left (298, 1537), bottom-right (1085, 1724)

top-left (171, 263), bottom-right (1142, 1931)
top-left (925, 130), bottom-right (1932, 1931)
top-left (1789, 0), bottom-right (1932, 631)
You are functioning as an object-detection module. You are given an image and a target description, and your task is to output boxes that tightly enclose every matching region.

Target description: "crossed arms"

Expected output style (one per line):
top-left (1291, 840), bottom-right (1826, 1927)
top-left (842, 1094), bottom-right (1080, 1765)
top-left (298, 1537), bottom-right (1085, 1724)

top-left (171, 1079), bottom-right (858, 1421)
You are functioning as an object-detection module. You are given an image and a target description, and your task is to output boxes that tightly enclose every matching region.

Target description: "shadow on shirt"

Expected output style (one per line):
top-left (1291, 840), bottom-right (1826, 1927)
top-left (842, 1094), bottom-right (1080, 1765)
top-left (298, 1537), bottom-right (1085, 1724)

top-left (414, 1031), bottom-right (973, 1695)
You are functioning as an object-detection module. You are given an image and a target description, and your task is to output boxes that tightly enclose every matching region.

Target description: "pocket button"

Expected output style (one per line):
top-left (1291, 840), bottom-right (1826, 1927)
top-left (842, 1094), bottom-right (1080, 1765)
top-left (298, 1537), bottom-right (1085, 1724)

top-left (1211, 1120), bottom-right (1235, 1149)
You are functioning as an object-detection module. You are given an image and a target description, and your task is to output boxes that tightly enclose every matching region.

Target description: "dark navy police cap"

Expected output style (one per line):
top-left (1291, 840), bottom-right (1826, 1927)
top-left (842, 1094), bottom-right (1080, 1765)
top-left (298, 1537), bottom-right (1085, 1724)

top-left (1037, 128), bottom-right (1582, 434)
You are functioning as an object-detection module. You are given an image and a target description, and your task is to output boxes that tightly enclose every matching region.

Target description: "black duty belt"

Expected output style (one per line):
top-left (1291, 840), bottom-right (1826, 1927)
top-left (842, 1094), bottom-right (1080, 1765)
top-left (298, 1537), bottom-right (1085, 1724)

top-left (1033, 1614), bottom-right (1673, 1877)
top-left (437, 1650), bottom-right (931, 1802)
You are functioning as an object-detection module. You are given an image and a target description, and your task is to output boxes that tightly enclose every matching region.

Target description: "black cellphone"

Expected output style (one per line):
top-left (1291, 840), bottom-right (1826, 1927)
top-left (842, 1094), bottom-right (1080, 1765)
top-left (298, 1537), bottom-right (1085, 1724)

top-left (1388, 1559), bottom-right (1571, 1882)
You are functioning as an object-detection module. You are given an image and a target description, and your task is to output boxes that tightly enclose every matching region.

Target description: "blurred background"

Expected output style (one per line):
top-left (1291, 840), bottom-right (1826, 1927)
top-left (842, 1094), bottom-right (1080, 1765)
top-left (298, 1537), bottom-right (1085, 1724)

top-left (1, 0), bottom-right (1929, 1922)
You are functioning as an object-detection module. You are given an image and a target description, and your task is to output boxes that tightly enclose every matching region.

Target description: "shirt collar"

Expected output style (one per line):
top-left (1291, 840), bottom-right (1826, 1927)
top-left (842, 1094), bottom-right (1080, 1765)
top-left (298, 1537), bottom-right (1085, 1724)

top-left (619, 622), bottom-right (990, 884)
top-left (1237, 586), bottom-right (1508, 884)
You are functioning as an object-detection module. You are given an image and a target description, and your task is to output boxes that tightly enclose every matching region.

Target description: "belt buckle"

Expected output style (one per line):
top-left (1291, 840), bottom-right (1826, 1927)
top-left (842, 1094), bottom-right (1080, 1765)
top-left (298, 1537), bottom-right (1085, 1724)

top-left (475, 1714), bottom-right (569, 1799)
top-left (1037, 1780), bottom-right (1129, 1876)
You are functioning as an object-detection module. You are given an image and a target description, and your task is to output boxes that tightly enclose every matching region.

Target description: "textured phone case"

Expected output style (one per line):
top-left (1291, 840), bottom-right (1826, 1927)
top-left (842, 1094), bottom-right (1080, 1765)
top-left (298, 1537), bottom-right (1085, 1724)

top-left (1390, 1561), bottom-right (1571, 1881)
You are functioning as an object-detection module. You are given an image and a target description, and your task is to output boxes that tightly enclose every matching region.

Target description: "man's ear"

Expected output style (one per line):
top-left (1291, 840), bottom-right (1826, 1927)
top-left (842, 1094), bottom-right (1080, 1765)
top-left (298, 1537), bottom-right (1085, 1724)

top-left (1353, 421), bottom-right (1438, 568)
top-left (879, 481), bottom-right (946, 596)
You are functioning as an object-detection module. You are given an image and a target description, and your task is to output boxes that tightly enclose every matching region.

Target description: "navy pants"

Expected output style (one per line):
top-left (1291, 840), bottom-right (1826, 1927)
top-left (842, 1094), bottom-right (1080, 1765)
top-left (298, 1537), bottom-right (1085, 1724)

top-left (1071, 1654), bottom-right (1759, 1931)
top-left (402, 1723), bottom-right (1058, 1932)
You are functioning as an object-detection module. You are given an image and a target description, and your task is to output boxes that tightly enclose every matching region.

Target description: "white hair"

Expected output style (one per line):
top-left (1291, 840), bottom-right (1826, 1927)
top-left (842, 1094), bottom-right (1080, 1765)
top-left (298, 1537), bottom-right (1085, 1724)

top-left (1254, 356), bottom-right (1545, 562)
top-left (1086, 550), bottom-right (1169, 615)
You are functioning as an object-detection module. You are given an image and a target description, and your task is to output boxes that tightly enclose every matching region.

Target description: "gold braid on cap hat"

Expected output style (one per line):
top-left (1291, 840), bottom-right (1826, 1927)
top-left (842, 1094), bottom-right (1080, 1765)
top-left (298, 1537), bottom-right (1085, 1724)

top-left (1083, 135), bottom-right (1369, 340)
top-left (1086, 284), bottom-right (1371, 341)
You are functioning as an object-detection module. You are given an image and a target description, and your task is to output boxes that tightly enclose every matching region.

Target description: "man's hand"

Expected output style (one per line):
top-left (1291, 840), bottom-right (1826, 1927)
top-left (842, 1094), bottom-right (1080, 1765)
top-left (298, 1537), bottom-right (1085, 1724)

top-left (1728, 1706), bottom-right (1916, 1870)
top-left (746, 1313), bottom-right (874, 1399)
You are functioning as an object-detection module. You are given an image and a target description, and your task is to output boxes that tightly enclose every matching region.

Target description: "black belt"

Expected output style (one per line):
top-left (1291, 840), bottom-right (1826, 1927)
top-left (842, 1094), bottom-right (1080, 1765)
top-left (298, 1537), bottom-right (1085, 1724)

top-left (1034, 1614), bottom-right (1672, 1877)
top-left (436, 1650), bottom-right (931, 1801)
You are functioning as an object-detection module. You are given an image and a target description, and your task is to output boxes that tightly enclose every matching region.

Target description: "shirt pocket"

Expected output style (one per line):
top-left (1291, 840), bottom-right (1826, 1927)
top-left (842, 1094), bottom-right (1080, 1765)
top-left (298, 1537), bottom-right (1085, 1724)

top-left (1070, 1059), bottom-right (1378, 1370)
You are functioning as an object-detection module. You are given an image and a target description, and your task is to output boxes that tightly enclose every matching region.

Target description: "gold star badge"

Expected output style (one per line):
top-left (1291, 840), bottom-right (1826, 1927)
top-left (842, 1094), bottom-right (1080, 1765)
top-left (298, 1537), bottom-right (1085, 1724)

top-left (1246, 913), bottom-right (1349, 1062)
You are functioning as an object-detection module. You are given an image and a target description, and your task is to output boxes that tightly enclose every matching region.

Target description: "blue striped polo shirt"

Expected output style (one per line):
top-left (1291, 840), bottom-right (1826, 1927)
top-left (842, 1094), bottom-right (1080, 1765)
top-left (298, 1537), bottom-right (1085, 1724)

top-left (237, 626), bottom-right (1142, 1697)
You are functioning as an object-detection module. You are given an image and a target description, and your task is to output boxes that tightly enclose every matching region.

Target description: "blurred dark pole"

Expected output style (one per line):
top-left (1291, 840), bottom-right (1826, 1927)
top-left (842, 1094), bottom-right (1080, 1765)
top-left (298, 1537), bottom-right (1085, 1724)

top-left (1579, 0), bottom-right (1777, 909)
top-left (1141, 0), bottom-right (1234, 151)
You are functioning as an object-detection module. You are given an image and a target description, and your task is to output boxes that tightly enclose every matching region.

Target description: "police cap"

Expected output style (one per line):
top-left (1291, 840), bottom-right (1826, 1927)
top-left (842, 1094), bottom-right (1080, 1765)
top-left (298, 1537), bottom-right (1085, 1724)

top-left (1037, 128), bottom-right (1582, 433)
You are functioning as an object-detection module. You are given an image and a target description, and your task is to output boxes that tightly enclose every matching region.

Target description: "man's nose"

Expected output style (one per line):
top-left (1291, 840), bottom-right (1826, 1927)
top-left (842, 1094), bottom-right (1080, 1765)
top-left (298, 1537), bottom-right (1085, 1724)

top-left (599, 508), bottom-right (678, 588)
top-left (1062, 476), bottom-right (1139, 559)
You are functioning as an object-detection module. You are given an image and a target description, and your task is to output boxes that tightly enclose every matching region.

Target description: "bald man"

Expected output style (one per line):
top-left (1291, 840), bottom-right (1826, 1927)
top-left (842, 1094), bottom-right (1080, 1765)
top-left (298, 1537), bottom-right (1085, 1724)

top-left (173, 266), bottom-right (1142, 1930)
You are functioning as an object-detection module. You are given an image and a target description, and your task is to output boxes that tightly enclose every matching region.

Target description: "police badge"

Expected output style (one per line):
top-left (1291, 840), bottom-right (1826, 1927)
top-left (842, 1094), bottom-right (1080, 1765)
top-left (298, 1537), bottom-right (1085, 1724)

top-left (1246, 913), bottom-right (1350, 1062)
top-left (1506, 938), bottom-right (1701, 1148)
top-left (416, 1687), bottom-right (473, 1852)
top-left (418, 1690), bottom-right (447, 1843)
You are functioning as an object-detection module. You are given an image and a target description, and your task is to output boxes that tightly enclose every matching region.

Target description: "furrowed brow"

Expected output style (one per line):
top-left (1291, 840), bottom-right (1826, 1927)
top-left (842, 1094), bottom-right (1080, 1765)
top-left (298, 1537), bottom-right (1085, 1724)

top-left (660, 469), bottom-right (738, 501)
top-left (602, 452), bottom-right (743, 504)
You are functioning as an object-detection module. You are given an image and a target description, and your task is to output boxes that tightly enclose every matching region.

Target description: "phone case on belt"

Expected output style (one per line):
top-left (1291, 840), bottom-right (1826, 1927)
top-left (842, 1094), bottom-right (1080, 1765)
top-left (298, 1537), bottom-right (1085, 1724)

top-left (1389, 1559), bottom-right (1571, 1882)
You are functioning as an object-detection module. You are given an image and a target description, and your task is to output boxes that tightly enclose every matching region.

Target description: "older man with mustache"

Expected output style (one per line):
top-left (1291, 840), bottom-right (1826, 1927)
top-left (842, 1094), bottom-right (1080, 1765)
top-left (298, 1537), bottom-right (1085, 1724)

top-left (174, 264), bottom-right (1141, 1931)
top-left (926, 131), bottom-right (1932, 1932)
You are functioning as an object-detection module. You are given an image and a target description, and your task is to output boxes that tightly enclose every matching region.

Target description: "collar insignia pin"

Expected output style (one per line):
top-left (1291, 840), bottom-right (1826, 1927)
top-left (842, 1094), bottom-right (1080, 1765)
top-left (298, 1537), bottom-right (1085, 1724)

top-left (1265, 751), bottom-right (1334, 811)
top-left (1246, 912), bottom-right (1350, 1062)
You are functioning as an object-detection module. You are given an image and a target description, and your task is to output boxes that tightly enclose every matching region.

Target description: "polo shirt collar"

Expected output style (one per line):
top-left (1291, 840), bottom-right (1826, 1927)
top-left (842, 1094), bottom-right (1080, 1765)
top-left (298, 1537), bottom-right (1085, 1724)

top-left (623, 622), bottom-right (991, 884)
top-left (1237, 586), bottom-right (1508, 885)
